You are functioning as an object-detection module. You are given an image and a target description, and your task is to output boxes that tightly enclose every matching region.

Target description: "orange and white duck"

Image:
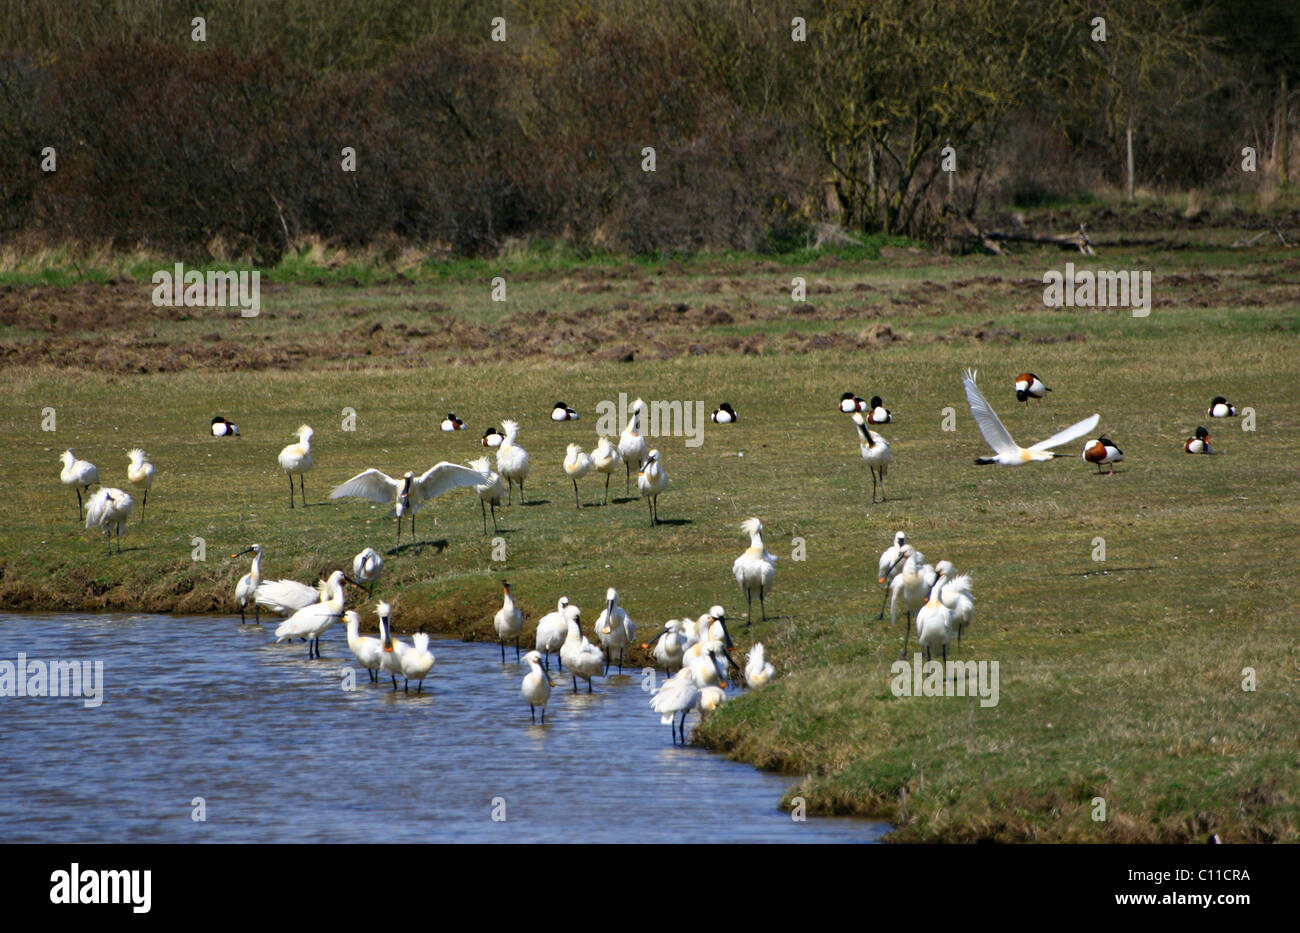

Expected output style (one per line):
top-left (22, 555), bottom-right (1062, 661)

top-left (839, 392), bottom-right (867, 413)
top-left (866, 396), bottom-right (892, 424)
top-left (1184, 426), bottom-right (1212, 454)
top-left (481, 426), bottom-right (504, 447)
top-left (440, 413), bottom-right (466, 432)
top-left (1014, 373), bottom-right (1050, 403)
top-left (1081, 437), bottom-right (1123, 474)
top-left (551, 402), bottom-right (580, 422)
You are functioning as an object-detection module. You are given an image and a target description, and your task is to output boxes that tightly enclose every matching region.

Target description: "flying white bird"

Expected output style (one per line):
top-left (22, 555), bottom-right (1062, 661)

top-left (618, 397), bottom-right (648, 495)
top-left (962, 369), bottom-right (1099, 465)
top-left (352, 547), bottom-right (383, 594)
top-left (851, 412), bottom-right (891, 503)
top-left (745, 643), bottom-right (775, 688)
top-left (232, 543), bottom-right (264, 623)
top-left (329, 463), bottom-right (485, 543)
top-left (59, 450), bottom-right (99, 522)
top-left (496, 420), bottom-right (530, 506)
top-left (126, 449), bottom-right (155, 524)
top-left (732, 517), bottom-right (777, 623)
top-left (589, 436), bottom-right (621, 505)
top-left (85, 488), bottom-right (133, 554)
top-left (468, 456), bottom-right (506, 534)
top-left (521, 651), bottom-right (554, 723)
top-left (493, 581), bottom-right (524, 662)
top-left (278, 425), bottom-right (315, 508)
top-left (563, 443), bottom-right (592, 508)
top-left (274, 570), bottom-right (348, 659)
top-left (638, 449), bottom-right (668, 526)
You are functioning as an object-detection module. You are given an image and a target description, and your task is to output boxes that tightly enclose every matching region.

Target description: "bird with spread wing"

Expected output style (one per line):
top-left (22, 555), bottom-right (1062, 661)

top-left (329, 463), bottom-right (489, 542)
top-left (962, 369), bottom-right (1099, 466)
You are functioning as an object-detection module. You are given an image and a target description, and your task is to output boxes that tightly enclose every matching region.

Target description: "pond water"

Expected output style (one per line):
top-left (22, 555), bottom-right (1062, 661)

top-left (0, 612), bottom-right (889, 843)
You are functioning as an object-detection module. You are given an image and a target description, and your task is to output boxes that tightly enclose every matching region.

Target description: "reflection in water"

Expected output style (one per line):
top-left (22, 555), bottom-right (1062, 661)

top-left (0, 613), bottom-right (888, 843)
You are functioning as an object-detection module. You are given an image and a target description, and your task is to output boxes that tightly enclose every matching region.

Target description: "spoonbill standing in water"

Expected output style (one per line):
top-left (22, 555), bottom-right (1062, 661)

top-left (274, 570), bottom-right (349, 659)
top-left (595, 587), bottom-right (635, 674)
top-left (534, 598), bottom-right (575, 671)
top-left (232, 543), bottom-right (264, 623)
top-left (493, 581), bottom-right (524, 662)
top-left (851, 412), bottom-right (891, 503)
top-left (345, 610), bottom-right (383, 683)
top-left (126, 449), bottom-right (155, 524)
top-left (962, 369), bottom-right (1098, 465)
top-left (560, 612), bottom-right (605, 693)
top-left (496, 420), bottom-right (530, 505)
top-left (59, 450), bottom-right (99, 521)
top-left (732, 517), bottom-right (777, 623)
top-left (521, 651), bottom-right (554, 723)
top-left (376, 602), bottom-right (408, 690)
top-left (85, 488), bottom-right (133, 554)
top-left (649, 667), bottom-right (702, 745)
top-left (401, 633), bottom-right (435, 694)
top-left (329, 463), bottom-right (486, 543)
top-left (278, 425), bottom-right (314, 508)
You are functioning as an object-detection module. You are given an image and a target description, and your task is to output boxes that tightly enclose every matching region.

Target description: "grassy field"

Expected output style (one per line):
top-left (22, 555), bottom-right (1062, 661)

top-left (2, 231), bottom-right (1298, 841)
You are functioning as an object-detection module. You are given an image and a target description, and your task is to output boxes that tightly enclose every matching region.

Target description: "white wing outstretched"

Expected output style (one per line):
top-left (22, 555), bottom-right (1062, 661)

top-left (1028, 413), bottom-right (1101, 452)
top-left (412, 462), bottom-right (489, 502)
top-left (961, 369), bottom-right (1019, 457)
top-left (255, 579), bottom-right (320, 614)
top-left (329, 469), bottom-right (402, 504)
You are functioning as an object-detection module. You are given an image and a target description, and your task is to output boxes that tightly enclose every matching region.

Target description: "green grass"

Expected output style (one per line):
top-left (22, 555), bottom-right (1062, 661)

top-left (1, 239), bottom-right (1298, 841)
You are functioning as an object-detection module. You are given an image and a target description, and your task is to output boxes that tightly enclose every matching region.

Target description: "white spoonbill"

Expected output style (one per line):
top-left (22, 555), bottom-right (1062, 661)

top-left (618, 397), bottom-right (648, 494)
top-left (595, 587), bottom-right (636, 675)
top-left (888, 545), bottom-right (936, 658)
top-left (274, 570), bottom-right (348, 659)
top-left (732, 517), bottom-right (777, 623)
top-left (649, 667), bottom-right (702, 745)
top-left (330, 463), bottom-right (485, 543)
top-left (521, 651), bottom-right (554, 723)
top-left (496, 420), bottom-right (530, 505)
top-left (376, 602), bottom-right (408, 690)
top-left (914, 575), bottom-right (953, 663)
top-left (126, 449), bottom-right (155, 524)
top-left (962, 369), bottom-right (1099, 465)
top-left (934, 561), bottom-right (974, 653)
top-left (563, 443), bottom-right (591, 508)
top-left (255, 577), bottom-right (327, 617)
top-left (642, 619), bottom-right (687, 673)
top-left (232, 544), bottom-right (264, 623)
top-left (85, 487), bottom-right (133, 554)
top-left (400, 633), bottom-right (435, 694)
top-left (851, 412), bottom-right (891, 503)
top-left (210, 415), bottom-right (239, 437)
top-left (59, 450), bottom-right (99, 521)
top-left (351, 546), bottom-right (383, 594)
top-left (278, 425), bottom-right (315, 508)
top-left (468, 457), bottom-right (506, 534)
top-left (745, 643), bottom-right (775, 688)
top-left (560, 612), bottom-right (605, 693)
top-left (637, 449), bottom-right (668, 527)
top-left (589, 436), bottom-right (620, 505)
top-left (534, 597), bottom-right (574, 671)
top-left (493, 581), bottom-right (524, 662)
top-left (875, 531), bottom-right (908, 620)
top-left (345, 610), bottom-right (383, 683)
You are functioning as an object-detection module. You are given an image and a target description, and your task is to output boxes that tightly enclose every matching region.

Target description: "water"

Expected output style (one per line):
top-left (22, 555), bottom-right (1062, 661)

top-left (0, 613), bottom-right (888, 843)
